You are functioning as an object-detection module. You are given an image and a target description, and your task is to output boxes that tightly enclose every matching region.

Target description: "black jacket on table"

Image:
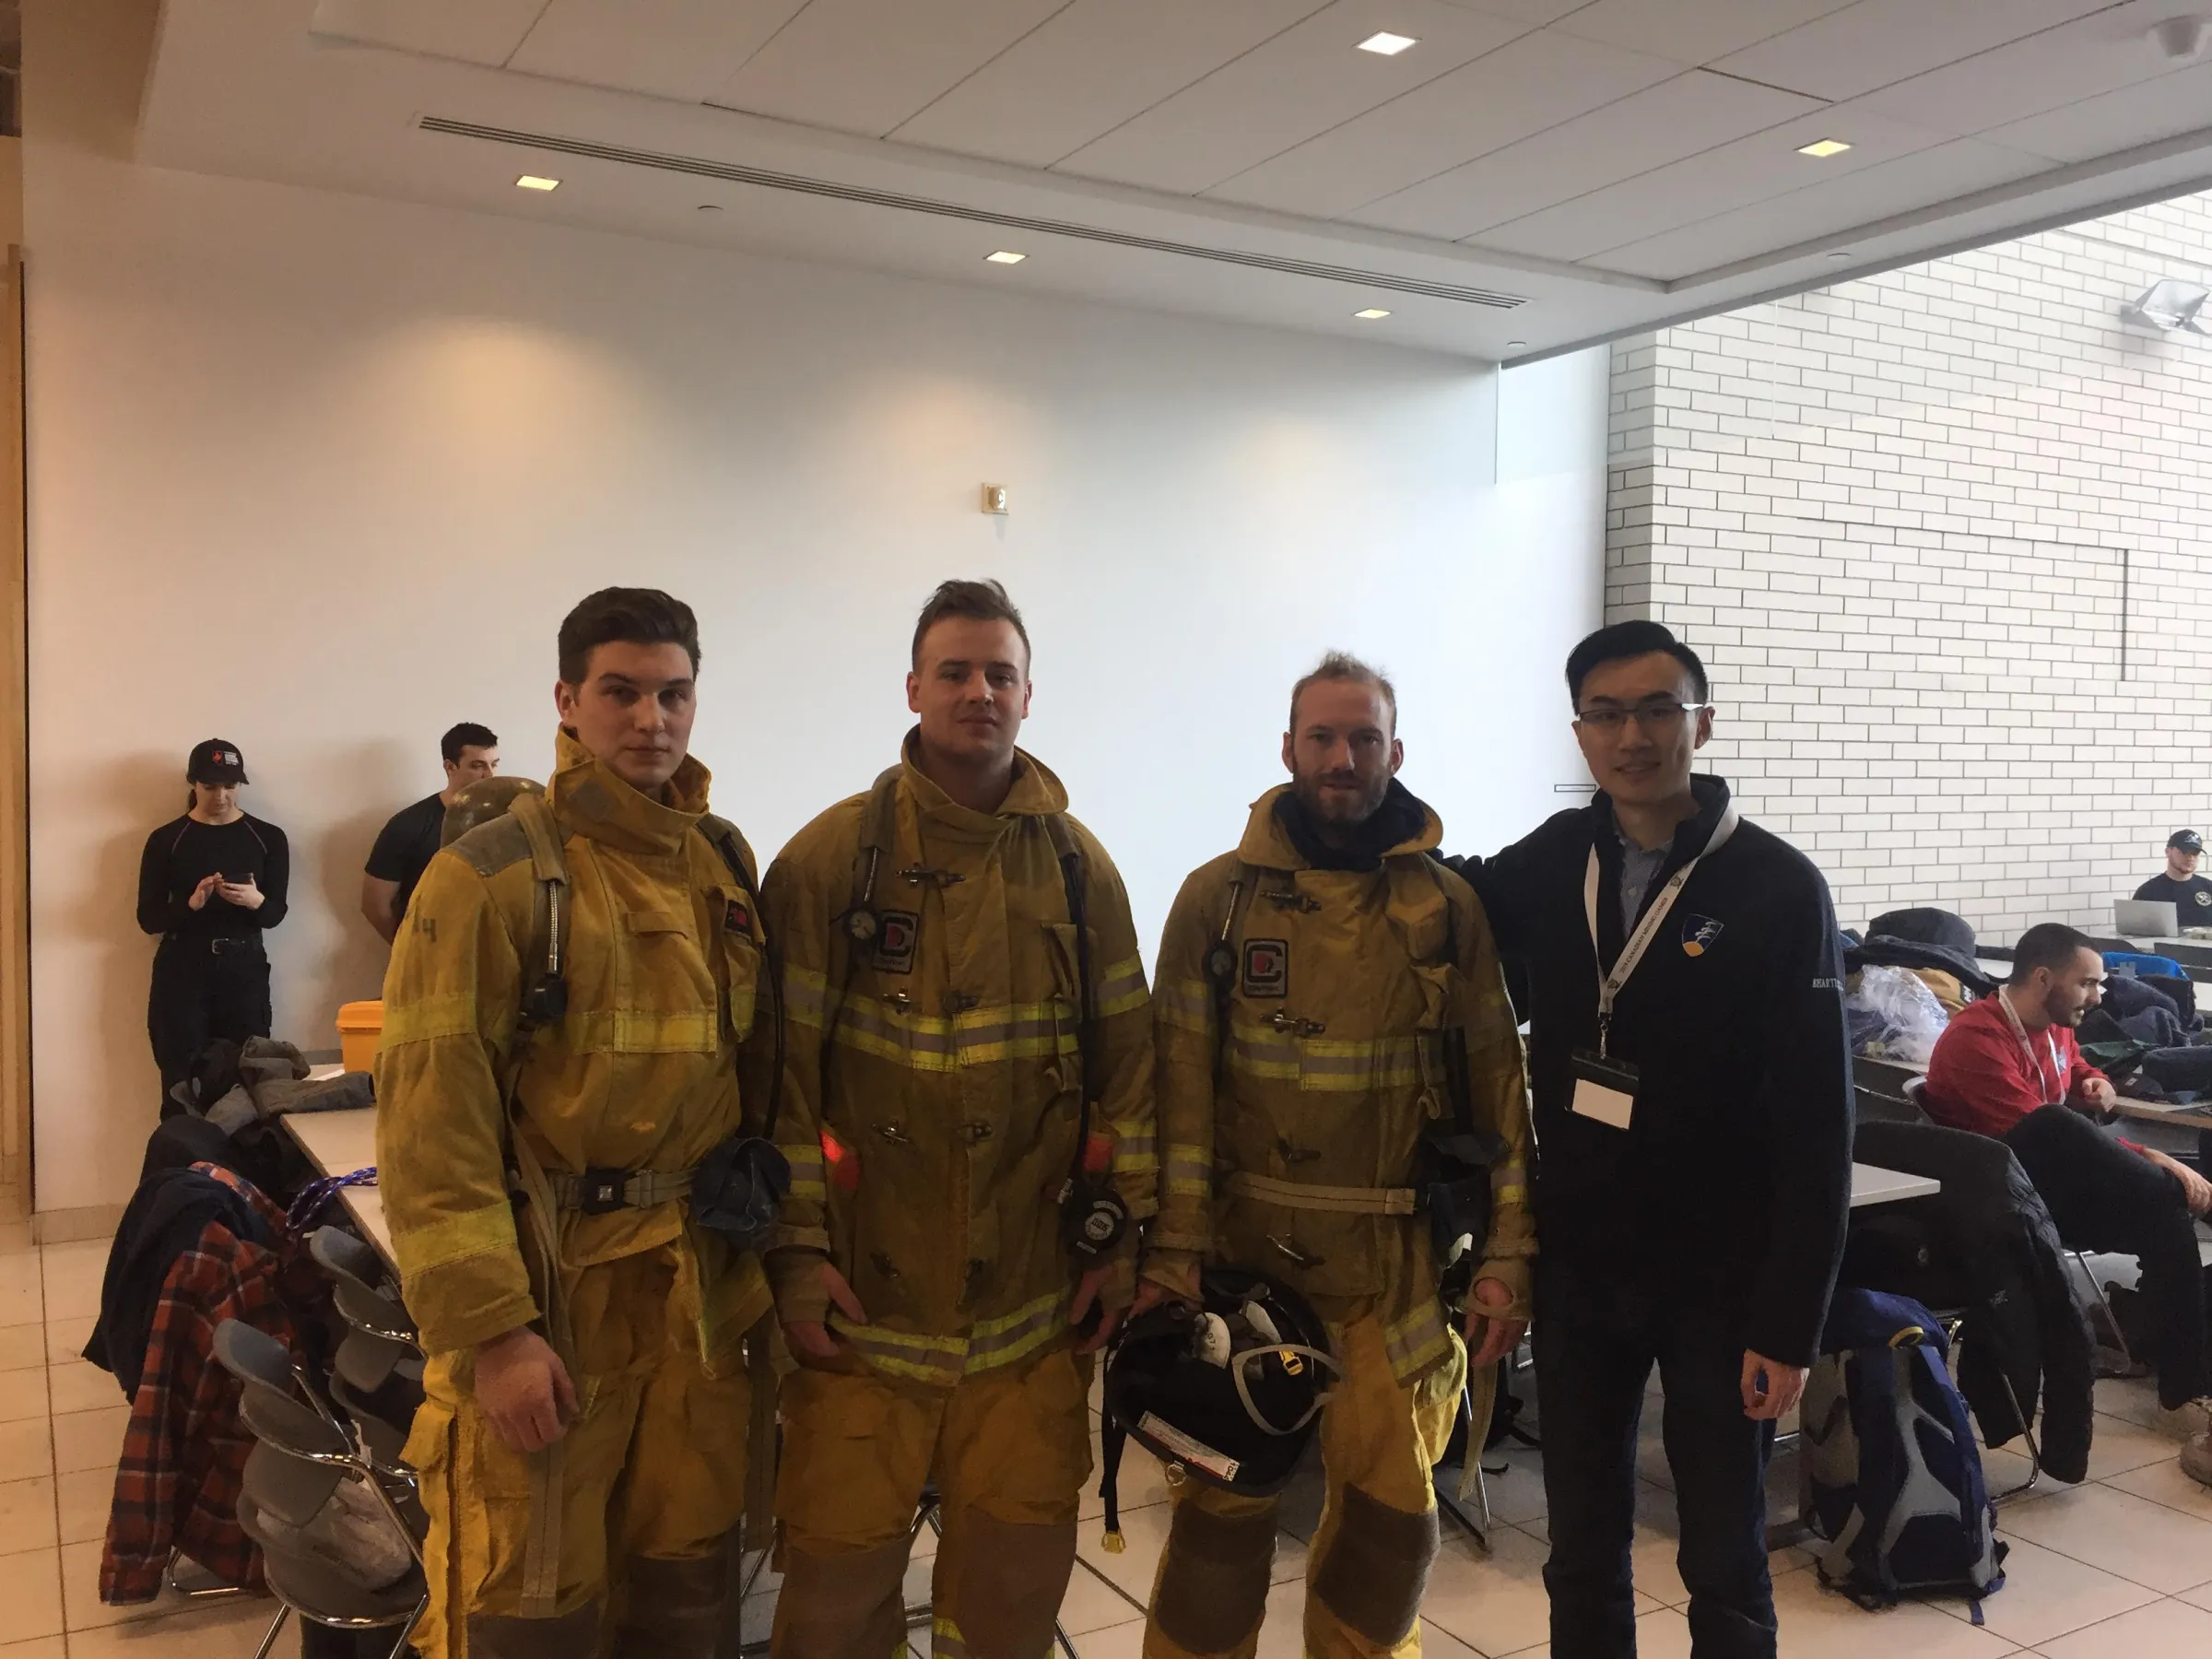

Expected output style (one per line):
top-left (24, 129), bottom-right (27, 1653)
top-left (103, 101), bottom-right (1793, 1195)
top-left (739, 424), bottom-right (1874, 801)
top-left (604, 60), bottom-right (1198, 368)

top-left (1441, 773), bottom-right (1853, 1369)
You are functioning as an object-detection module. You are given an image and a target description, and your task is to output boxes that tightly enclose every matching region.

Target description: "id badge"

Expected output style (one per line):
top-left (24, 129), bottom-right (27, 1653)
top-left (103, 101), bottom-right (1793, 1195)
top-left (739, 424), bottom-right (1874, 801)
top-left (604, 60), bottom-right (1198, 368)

top-left (1570, 1049), bottom-right (1640, 1130)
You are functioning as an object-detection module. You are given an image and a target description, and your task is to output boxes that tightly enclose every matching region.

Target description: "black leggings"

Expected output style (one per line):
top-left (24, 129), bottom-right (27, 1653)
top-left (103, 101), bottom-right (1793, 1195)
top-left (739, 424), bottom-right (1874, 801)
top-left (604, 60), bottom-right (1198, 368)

top-left (147, 938), bottom-right (271, 1105)
top-left (2006, 1104), bottom-right (2207, 1408)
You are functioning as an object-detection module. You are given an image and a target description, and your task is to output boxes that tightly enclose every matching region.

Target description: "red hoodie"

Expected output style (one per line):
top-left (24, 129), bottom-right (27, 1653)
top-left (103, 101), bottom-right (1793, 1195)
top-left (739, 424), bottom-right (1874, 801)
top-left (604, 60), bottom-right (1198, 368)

top-left (1921, 991), bottom-right (2108, 1138)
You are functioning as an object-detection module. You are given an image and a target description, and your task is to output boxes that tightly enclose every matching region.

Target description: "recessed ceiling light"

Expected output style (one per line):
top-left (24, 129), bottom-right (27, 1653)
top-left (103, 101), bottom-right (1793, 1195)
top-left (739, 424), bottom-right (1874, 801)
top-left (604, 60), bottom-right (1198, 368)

top-left (1826, 250), bottom-right (1852, 261)
top-left (515, 174), bottom-right (561, 191)
top-left (985, 250), bottom-right (1027, 265)
top-left (1796, 138), bottom-right (1852, 158)
top-left (1505, 339), bottom-right (1527, 349)
top-left (697, 204), bottom-right (724, 213)
top-left (1358, 30), bottom-right (1418, 54)
top-left (1354, 308), bottom-right (1392, 320)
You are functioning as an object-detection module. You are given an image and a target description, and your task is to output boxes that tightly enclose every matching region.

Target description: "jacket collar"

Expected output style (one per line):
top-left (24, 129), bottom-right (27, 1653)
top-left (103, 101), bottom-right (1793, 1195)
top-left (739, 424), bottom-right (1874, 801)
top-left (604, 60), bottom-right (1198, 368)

top-left (1594, 772), bottom-right (1734, 867)
top-left (547, 728), bottom-right (711, 857)
top-left (1238, 781), bottom-right (1442, 871)
top-left (898, 728), bottom-right (1068, 847)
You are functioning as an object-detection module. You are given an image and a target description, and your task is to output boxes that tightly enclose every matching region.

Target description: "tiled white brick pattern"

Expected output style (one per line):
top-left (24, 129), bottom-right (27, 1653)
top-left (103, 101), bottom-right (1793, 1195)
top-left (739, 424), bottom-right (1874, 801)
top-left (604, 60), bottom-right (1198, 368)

top-left (1606, 192), bottom-right (2212, 942)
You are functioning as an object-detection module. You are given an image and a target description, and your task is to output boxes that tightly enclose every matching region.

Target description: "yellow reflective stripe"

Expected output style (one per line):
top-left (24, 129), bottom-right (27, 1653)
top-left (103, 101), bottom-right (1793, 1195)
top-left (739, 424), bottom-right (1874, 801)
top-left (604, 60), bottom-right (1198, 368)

top-left (380, 991), bottom-right (487, 1048)
top-left (1493, 1182), bottom-right (1528, 1207)
top-left (562, 1008), bottom-right (718, 1053)
top-left (1097, 955), bottom-right (1149, 1018)
top-left (834, 1291), bottom-right (1071, 1384)
top-left (781, 1143), bottom-right (826, 1202)
top-left (1382, 1300), bottom-right (1453, 1382)
top-left (830, 999), bottom-right (1077, 1072)
top-left (782, 965), bottom-right (831, 1030)
top-left (832, 1317), bottom-right (969, 1380)
top-left (1226, 1025), bottom-right (1426, 1091)
top-left (933, 1615), bottom-right (970, 1657)
top-left (393, 1202), bottom-right (519, 1273)
top-left (1112, 1128), bottom-right (1158, 1170)
top-left (1165, 1143), bottom-right (1211, 1198)
top-left (1156, 980), bottom-right (1211, 1034)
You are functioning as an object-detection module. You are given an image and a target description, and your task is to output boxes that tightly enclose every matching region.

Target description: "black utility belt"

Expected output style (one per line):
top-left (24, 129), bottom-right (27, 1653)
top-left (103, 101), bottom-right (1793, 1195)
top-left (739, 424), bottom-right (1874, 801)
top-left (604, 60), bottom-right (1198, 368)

top-left (164, 934), bottom-right (265, 956)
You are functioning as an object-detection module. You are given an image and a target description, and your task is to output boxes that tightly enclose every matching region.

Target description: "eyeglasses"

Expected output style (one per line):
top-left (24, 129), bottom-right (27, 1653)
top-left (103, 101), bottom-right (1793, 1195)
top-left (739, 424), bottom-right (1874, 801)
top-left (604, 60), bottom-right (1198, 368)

top-left (1574, 699), bottom-right (1712, 733)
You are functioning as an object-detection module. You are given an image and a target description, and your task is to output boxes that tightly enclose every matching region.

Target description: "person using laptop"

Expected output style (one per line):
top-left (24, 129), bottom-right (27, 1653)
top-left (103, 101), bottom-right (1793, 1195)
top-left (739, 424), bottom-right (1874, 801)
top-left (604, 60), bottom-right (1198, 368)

top-left (2134, 830), bottom-right (2212, 920)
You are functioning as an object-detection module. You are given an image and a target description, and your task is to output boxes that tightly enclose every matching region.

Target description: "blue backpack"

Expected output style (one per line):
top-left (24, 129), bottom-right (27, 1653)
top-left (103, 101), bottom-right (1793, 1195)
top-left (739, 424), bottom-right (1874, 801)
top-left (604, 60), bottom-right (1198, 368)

top-left (1801, 1288), bottom-right (2006, 1615)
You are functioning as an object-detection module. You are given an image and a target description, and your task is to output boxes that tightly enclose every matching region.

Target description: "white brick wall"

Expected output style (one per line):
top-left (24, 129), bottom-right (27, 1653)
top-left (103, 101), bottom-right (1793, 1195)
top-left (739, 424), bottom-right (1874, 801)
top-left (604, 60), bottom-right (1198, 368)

top-left (1608, 192), bottom-right (2212, 945)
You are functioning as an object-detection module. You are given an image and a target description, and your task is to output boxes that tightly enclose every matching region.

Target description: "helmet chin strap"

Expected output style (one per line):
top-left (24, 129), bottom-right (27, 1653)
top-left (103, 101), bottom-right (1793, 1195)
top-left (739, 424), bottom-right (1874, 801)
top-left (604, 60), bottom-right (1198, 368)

top-left (1234, 1345), bottom-right (1344, 1436)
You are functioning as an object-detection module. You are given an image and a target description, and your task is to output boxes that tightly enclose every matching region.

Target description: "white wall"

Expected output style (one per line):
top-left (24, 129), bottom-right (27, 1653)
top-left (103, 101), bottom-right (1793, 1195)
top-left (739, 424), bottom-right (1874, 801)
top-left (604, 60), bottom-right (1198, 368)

top-left (24, 137), bottom-right (1603, 1214)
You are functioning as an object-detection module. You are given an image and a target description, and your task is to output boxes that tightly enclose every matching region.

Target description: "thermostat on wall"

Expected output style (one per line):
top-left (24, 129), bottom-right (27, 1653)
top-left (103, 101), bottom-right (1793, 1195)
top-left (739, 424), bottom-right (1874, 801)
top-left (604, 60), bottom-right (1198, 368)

top-left (981, 484), bottom-right (1009, 515)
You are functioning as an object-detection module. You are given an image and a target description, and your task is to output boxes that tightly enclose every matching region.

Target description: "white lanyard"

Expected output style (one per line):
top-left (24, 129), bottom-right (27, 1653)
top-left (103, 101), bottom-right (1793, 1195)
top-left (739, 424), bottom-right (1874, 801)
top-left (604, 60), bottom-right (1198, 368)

top-left (1583, 805), bottom-right (1739, 1057)
top-left (1996, 987), bottom-right (2065, 1108)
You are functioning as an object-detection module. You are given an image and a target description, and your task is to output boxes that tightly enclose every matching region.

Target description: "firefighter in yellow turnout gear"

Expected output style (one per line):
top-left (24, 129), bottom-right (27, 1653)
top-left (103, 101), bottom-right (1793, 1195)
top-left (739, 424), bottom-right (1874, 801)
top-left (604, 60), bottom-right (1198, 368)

top-left (763, 582), bottom-right (1156, 1659)
top-left (1140, 654), bottom-right (1535, 1658)
top-left (379, 591), bottom-right (772, 1659)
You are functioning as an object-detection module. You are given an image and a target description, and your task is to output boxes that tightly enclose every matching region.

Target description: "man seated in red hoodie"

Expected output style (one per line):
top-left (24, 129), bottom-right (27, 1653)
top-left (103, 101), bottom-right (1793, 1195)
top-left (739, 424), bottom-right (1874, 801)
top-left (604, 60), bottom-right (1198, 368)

top-left (1923, 923), bottom-right (2212, 1484)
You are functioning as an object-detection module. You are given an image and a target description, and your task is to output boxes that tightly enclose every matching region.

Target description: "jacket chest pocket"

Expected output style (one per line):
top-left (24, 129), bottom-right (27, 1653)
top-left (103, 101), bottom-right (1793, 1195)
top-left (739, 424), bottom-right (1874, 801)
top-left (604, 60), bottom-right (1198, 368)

top-left (611, 910), bottom-right (718, 1054)
top-left (709, 888), bottom-right (763, 1040)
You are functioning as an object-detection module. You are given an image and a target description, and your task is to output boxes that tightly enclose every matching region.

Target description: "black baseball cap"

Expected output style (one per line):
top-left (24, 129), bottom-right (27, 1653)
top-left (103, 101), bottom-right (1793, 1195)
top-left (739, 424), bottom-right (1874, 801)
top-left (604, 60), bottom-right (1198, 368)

top-left (187, 740), bottom-right (249, 785)
top-left (2171, 830), bottom-right (2204, 853)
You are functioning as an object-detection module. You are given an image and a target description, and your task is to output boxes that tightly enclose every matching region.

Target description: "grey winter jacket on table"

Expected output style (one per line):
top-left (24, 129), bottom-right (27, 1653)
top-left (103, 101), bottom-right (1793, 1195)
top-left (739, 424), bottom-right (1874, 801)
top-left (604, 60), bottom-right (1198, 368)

top-left (1850, 1118), bottom-right (2095, 1484)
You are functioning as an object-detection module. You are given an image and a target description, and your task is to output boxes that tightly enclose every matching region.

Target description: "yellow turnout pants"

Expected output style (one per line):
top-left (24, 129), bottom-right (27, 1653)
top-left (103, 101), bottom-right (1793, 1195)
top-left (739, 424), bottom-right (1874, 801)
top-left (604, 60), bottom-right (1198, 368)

top-left (403, 1244), bottom-right (751, 1659)
top-left (771, 1343), bottom-right (1093, 1658)
top-left (1144, 1314), bottom-right (1465, 1658)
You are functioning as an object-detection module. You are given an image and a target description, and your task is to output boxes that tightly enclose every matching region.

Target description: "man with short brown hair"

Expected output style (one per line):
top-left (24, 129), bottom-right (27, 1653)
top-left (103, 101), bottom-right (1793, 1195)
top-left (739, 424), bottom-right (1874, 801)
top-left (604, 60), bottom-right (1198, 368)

top-left (1139, 651), bottom-right (1535, 1657)
top-left (763, 579), bottom-right (1156, 1657)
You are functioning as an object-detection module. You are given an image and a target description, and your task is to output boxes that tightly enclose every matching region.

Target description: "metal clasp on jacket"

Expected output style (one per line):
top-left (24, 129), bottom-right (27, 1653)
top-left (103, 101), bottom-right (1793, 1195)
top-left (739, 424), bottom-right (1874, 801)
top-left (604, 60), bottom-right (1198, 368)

top-left (1267, 1234), bottom-right (1323, 1268)
top-left (899, 865), bottom-right (964, 888)
top-left (1263, 888), bottom-right (1321, 912)
top-left (1265, 1009), bottom-right (1326, 1037)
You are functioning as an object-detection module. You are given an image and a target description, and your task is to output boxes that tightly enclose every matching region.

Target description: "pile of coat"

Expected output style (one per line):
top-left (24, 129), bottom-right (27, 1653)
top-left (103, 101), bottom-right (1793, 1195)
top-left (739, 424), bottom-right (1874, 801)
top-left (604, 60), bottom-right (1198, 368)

top-left (170, 1037), bottom-right (374, 1133)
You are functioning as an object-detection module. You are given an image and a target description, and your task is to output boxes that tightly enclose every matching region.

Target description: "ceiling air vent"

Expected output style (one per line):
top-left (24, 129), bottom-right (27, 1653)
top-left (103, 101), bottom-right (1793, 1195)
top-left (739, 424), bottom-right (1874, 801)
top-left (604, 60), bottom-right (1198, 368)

top-left (418, 115), bottom-right (1529, 310)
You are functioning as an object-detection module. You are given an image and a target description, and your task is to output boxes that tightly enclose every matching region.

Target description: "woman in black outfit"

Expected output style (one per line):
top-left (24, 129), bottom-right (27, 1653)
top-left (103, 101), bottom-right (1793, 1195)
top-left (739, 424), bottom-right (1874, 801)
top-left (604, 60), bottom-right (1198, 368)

top-left (135, 739), bottom-right (289, 1103)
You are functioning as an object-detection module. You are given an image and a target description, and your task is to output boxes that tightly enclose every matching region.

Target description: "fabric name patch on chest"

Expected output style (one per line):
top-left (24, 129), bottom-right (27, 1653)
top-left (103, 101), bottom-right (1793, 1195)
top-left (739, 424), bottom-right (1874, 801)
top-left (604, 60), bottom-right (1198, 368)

top-left (1241, 938), bottom-right (1288, 999)
top-left (873, 910), bottom-right (920, 975)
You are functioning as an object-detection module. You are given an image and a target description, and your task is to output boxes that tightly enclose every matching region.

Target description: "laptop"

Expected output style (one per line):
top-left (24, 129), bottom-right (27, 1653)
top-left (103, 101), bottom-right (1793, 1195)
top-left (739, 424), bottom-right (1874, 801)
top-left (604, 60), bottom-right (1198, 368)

top-left (2116, 899), bottom-right (2178, 938)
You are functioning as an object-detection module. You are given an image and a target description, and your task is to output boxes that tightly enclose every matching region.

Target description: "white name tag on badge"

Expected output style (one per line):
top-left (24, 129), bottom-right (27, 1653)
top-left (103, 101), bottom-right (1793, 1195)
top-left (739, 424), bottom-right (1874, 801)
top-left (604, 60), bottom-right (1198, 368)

top-left (1572, 1076), bottom-right (1636, 1129)
top-left (1570, 1050), bottom-right (1640, 1130)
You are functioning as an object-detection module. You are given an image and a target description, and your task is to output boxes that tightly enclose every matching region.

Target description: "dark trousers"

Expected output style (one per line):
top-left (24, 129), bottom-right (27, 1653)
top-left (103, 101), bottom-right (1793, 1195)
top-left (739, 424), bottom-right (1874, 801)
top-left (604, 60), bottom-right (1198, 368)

top-left (1536, 1260), bottom-right (1777, 1659)
top-left (147, 936), bottom-right (271, 1102)
top-left (2005, 1105), bottom-right (2207, 1408)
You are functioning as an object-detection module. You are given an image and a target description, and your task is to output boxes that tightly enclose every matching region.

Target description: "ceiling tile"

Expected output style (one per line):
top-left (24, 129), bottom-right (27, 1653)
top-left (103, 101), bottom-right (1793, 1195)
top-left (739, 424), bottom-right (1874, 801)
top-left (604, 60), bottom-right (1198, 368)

top-left (1596, 137), bottom-right (2051, 278)
top-left (504, 0), bottom-right (809, 102)
top-left (708, 0), bottom-right (1074, 138)
top-left (1548, 0), bottom-right (1859, 66)
top-left (1051, 0), bottom-right (1536, 194)
top-left (1853, 0), bottom-right (2200, 137)
top-left (1983, 60), bottom-right (2212, 163)
top-left (1441, 0), bottom-right (1587, 19)
top-left (889, 0), bottom-right (1330, 168)
top-left (1205, 28), bottom-right (1684, 219)
top-left (308, 0), bottom-right (550, 65)
top-left (1348, 69), bottom-right (1820, 239)
top-left (1712, 0), bottom-right (2121, 102)
top-left (1467, 100), bottom-right (1955, 261)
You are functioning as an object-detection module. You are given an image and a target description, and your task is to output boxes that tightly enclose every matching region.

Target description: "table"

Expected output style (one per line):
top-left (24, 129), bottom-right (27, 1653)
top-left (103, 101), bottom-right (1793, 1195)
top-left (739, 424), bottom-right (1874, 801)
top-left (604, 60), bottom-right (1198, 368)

top-left (283, 1104), bottom-right (390, 1264)
top-left (1851, 1161), bottom-right (1939, 1207)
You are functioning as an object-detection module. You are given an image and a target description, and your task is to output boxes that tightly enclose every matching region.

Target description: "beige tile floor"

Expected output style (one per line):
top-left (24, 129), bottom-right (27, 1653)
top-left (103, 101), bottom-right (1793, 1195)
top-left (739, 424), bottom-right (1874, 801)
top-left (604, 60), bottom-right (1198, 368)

top-left (9, 1230), bottom-right (2212, 1657)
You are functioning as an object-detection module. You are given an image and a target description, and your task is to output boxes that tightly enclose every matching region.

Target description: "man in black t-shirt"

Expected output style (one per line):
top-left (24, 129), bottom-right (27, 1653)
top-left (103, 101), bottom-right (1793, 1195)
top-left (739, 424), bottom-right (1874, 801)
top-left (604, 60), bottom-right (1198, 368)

top-left (2133, 830), bottom-right (2212, 921)
top-left (360, 723), bottom-right (500, 942)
